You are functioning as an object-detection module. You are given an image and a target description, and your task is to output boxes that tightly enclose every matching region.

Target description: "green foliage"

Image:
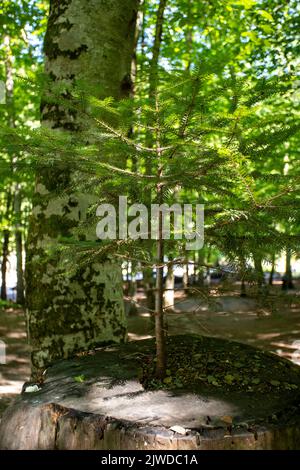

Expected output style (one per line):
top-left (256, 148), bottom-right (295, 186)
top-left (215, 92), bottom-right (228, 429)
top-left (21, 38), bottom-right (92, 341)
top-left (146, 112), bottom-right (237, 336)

top-left (0, 0), bottom-right (299, 286)
top-left (0, 0), bottom-right (47, 258)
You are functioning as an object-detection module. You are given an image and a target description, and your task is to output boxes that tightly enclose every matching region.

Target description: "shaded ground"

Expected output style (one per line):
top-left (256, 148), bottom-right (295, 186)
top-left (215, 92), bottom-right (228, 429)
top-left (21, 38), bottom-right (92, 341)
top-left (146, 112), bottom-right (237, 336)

top-left (1, 282), bottom-right (300, 419)
top-left (0, 307), bottom-right (30, 418)
top-left (128, 284), bottom-right (300, 364)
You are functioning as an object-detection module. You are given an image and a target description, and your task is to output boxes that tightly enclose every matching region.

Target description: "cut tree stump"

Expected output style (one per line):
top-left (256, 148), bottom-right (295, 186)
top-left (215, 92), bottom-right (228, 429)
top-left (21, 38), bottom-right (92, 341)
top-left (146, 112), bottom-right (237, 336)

top-left (1, 335), bottom-right (300, 450)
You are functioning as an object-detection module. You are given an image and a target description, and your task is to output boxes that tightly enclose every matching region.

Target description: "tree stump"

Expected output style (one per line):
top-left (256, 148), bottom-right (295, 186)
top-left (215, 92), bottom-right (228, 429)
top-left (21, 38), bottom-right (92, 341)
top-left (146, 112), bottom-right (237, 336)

top-left (1, 335), bottom-right (300, 450)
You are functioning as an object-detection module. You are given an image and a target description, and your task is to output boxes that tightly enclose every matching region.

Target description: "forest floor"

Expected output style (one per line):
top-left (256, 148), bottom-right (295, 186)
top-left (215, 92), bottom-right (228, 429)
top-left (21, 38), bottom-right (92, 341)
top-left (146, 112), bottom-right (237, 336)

top-left (127, 281), bottom-right (300, 364)
top-left (0, 306), bottom-right (30, 418)
top-left (1, 281), bottom-right (300, 419)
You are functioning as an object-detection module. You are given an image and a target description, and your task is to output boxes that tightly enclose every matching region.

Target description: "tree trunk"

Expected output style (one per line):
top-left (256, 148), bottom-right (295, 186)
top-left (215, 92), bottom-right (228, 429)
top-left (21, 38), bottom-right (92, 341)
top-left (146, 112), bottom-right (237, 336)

top-left (25, 0), bottom-right (139, 371)
top-left (283, 248), bottom-right (294, 290)
top-left (240, 256), bottom-right (247, 297)
top-left (3, 36), bottom-right (25, 305)
top-left (1, 37), bottom-right (14, 302)
top-left (240, 279), bottom-right (247, 297)
top-left (184, 0), bottom-right (193, 71)
top-left (1, 192), bottom-right (12, 302)
top-left (183, 259), bottom-right (189, 293)
top-left (148, 0), bottom-right (168, 101)
top-left (254, 255), bottom-right (267, 296)
top-left (269, 253), bottom-right (275, 286)
top-left (127, 263), bottom-right (138, 316)
top-left (164, 258), bottom-right (174, 310)
top-left (131, 0), bottom-right (144, 90)
top-left (1, 230), bottom-right (10, 301)
top-left (144, 266), bottom-right (155, 312)
top-left (205, 248), bottom-right (212, 286)
top-left (197, 251), bottom-right (205, 287)
top-left (155, 184), bottom-right (166, 379)
top-left (14, 187), bottom-right (25, 305)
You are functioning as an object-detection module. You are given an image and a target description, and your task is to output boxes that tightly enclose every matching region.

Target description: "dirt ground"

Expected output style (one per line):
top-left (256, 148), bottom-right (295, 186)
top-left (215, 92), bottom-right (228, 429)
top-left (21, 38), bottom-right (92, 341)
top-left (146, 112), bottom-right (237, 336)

top-left (127, 282), bottom-right (300, 364)
top-left (1, 282), bottom-right (300, 418)
top-left (0, 307), bottom-right (30, 418)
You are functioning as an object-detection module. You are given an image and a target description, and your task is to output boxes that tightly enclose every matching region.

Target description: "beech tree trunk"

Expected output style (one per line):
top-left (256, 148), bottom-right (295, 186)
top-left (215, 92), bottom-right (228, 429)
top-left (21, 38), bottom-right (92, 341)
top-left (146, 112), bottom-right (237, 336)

top-left (25, 0), bottom-right (139, 370)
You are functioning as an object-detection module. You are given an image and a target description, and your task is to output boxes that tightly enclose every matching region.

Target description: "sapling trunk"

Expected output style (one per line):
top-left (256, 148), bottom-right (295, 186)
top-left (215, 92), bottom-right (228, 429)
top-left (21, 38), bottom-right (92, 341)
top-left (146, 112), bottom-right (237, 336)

top-left (155, 184), bottom-right (166, 378)
top-left (154, 90), bottom-right (166, 378)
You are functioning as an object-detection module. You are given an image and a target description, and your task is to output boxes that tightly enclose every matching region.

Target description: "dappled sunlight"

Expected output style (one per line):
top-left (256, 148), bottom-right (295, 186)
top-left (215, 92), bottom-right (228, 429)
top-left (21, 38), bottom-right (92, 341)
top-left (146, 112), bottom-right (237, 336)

top-left (65, 378), bottom-right (241, 428)
top-left (272, 341), bottom-right (299, 350)
top-left (0, 380), bottom-right (24, 395)
top-left (128, 332), bottom-right (153, 341)
top-left (128, 291), bottom-right (300, 368)
top-left (257, 333), bottom-right (282, 340)
top-left (2, 290), bottom-right (300, 420)
top-left (5, 331), bottom-right (27, 339)
top-left (0, 308), bottom-right (31, 416)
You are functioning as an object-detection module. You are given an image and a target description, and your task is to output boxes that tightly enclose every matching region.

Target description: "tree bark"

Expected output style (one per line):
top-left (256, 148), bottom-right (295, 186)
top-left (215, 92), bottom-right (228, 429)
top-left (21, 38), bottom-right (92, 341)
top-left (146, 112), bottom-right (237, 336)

top-left (1, 37), bottom-right (15, 302)
top-left (184, 0), bottom-right (194, 71)
top-left (269, 253), bottom-right (275, 286)
top-left (143, 266), bottom-right (155, 312)
top-left (1, 192), bottom-right (12, 301)
top-left (25, 0), bottom-right (139, 370)
top-left (155, 93), bottom-right (166, 378)
top-left (283, 248), bottom-right (294, 290)
top-left (254, 254), bottom-right (267, 296)
top-left (197, 251), bottom-right (205, 287)
top-left (2, 35), bottom-right (25, 305)
top-left (240, 279), bottom-right (247, 297)
top-left (14, 187), bottom-right (25, 305)
top-left (1, 229), bottom-right (10, 301)
top-left (155, 183), bottom-right (166, 378)
top-left (148, 0), bottom-right (167, 101)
